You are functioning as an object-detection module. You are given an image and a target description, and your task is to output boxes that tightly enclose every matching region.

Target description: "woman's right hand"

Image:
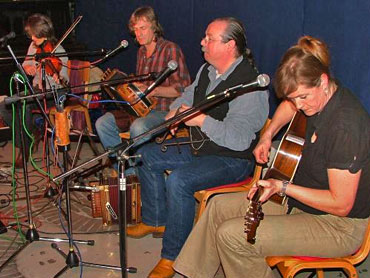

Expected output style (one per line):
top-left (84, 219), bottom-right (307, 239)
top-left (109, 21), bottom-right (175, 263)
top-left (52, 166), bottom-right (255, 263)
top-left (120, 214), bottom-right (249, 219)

top-left (253, 136), bottom-right (272, 164)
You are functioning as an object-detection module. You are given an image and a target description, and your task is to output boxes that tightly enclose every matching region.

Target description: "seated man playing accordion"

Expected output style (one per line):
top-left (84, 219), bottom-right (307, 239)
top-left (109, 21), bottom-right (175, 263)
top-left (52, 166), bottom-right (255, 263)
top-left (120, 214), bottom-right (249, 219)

top-left (95, 5), bottom-right (191, 167)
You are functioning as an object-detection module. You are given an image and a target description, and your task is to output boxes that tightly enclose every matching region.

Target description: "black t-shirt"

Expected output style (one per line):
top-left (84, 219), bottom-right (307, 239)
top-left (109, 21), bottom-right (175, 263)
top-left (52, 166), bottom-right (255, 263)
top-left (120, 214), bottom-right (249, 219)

top-left (288, 85), bottom-right (370, 218)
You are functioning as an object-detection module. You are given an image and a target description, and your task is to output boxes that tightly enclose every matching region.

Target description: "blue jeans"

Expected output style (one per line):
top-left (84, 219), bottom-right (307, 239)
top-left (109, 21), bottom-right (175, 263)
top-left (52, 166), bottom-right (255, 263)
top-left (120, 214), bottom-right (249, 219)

top-left (136, 138), bottom-right (254, 261)
top-left (95, 110), bottom-right (168, 158)
top-left (129, 110), bottom-right (168, 147)
top-left (95, 112), bottom-right (121, 154)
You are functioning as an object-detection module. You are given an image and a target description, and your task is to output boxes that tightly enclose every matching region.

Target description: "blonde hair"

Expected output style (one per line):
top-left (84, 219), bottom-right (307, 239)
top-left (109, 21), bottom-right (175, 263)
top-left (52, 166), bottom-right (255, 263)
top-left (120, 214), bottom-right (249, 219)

top-left (274, 36), bottom-right (333, 98)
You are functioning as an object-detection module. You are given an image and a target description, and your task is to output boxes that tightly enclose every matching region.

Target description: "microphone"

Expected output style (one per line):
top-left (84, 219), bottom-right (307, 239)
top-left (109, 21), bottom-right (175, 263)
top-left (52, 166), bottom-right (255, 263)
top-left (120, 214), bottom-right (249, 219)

top-left (206, 73), bottom-right (270, 100)
top-left (143, 60), bottom-right (178, 95)
top-left (241, 73), bottom-right (270, 89)
top-left (103, 39), bottom-right (129, 60)
top-left (0, 32), bottom-right (16, 43)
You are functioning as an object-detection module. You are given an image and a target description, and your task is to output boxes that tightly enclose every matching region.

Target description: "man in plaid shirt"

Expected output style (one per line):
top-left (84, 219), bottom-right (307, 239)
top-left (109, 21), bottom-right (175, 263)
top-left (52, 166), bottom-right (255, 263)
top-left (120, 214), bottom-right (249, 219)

top-left (96, 6), bottom-right (191, 159)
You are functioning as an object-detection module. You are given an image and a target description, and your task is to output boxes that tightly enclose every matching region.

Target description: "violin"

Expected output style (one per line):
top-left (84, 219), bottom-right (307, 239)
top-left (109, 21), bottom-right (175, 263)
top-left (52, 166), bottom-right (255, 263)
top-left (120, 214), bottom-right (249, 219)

top-left (35, 40), bottom-right (62, 77)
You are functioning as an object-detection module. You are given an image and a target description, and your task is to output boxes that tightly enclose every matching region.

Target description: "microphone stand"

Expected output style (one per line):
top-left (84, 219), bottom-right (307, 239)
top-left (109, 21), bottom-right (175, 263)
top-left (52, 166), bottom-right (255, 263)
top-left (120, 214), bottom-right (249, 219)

top-left (50, 96), bottom-right (135, 278)
top-left (40, 60), bottom-right (58, 198)
top-left (6, 45), bottom-right (52, 127)
top-left (0, 49), bottom-right (107, 63)
top-left (51, 82), bottom-right (265, 277)
top-left (3, 72), bottom-right (157, 106)
top-left (53, 81), bottom-right (260, 182)
top-left (0, 46), bottom-right (93, 272)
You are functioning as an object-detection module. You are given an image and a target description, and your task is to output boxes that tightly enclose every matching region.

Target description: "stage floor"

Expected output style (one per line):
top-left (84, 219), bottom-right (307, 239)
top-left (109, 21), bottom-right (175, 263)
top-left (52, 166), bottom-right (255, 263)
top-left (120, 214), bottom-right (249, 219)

top-left (0, 140), bottom-right (368, 278)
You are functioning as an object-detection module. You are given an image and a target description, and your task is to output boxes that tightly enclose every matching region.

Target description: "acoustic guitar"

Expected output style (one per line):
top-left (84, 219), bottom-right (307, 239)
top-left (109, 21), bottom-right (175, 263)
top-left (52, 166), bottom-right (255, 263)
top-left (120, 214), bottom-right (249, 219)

top-left (244, 111), bottom-right (306, 244)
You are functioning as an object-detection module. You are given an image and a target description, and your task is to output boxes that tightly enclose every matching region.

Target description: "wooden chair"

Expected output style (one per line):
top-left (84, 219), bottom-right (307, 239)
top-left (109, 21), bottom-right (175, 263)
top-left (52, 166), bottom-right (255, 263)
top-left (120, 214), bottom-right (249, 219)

top-left (266, 219), bottom-right (370, 278)
top-left (47, 62), bottom-right (103, 164)
top-left (194, 118), bottom-right (271, 222)
top-left (32, 61), bottom-right (100, 154)
top-left (49, 60), bottom-right (97, 134)
top-left (119, 131), bottom-right (130, 140)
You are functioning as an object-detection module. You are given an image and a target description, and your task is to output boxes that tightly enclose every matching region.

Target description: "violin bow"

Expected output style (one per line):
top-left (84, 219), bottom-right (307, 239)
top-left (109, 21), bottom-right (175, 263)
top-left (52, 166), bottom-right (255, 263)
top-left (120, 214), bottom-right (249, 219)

top-left (51, 15), bottom-right (83, 54)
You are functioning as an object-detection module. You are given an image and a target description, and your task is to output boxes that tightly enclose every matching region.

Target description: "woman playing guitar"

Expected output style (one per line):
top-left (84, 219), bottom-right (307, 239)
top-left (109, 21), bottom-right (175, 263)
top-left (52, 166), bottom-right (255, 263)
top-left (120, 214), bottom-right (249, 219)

top-left (174, 36), bottom-right (370, 278)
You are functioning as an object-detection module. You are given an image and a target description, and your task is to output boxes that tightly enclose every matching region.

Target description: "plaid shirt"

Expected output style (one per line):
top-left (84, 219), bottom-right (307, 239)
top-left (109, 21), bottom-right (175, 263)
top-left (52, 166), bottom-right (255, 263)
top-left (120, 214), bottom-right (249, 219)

top-left (136, 37), bottom-right (191, 111)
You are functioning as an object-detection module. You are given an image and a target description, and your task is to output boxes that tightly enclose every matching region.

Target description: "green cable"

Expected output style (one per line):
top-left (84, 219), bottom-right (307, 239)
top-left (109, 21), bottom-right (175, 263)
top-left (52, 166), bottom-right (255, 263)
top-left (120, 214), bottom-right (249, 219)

top-left (10, 73), bottom-right (59, 237)
top-left (9, 74), bottom-right (26, 242)
top-left (17, 77), bottom-right (52, 178)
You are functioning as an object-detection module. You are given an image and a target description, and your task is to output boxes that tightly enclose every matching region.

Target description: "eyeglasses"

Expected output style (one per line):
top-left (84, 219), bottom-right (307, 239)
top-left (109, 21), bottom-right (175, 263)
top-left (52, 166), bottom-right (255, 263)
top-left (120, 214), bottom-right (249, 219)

top-left (202, 36), bottom-right (224, 44)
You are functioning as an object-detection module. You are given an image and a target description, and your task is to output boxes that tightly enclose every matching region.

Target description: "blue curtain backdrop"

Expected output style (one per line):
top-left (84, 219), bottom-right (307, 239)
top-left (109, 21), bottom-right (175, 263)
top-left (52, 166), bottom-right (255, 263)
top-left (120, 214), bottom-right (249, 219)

top-left (75, 0), bottom-right (370, 115)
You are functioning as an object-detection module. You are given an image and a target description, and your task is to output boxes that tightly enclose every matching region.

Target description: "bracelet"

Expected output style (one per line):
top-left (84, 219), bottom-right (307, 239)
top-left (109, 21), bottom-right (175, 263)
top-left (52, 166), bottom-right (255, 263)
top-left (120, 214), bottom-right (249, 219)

top-left (277, 180), bottom-right (290, 197)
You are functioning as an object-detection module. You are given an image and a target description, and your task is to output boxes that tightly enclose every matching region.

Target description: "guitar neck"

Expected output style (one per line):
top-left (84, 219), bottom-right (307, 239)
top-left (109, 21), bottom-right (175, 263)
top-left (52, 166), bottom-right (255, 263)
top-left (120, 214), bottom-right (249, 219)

top-left (251, 186), bottom-right (262, 202)
top-left (244, 111), bottom-right (307, 243)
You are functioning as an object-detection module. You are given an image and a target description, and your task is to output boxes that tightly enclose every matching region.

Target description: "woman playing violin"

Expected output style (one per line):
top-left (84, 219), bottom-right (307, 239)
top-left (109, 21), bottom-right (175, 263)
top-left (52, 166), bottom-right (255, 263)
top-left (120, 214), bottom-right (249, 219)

top-left (0, 13), bottom-right (69, 167)
top-left (23, 13), bottom-right (69, 90)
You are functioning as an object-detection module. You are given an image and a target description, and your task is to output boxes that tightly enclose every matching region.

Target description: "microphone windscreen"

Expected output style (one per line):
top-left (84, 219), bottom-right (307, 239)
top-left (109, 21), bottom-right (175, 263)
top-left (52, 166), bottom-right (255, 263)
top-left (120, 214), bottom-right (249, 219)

top-left (8, 32), bottom-right (16, 39)
top-left (168, 60), bottom-right (178, 71)
top-left (257, 74), bottom-right (270, 87)
top-left (121, 40), bottom-right (129, 48)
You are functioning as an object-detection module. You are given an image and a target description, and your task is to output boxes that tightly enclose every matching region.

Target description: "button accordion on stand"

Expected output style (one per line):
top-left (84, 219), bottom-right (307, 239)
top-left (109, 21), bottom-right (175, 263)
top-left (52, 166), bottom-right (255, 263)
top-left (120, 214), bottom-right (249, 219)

top-left (90, 175), bottom-right (142, 226)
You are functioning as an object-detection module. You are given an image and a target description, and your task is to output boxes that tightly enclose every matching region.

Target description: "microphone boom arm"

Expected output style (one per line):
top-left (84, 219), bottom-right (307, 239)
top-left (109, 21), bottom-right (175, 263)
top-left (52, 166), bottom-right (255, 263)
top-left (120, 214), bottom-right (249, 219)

top-left (52, 79), bottom-right (267, 182)
top-left (4, 72), bottom-right (157, 105)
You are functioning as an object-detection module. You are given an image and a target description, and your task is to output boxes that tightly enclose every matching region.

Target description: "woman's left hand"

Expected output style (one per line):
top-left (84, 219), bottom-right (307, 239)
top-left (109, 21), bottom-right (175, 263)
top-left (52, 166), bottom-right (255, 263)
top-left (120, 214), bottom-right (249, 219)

top-left (248, 178), bottom-right (283, 203)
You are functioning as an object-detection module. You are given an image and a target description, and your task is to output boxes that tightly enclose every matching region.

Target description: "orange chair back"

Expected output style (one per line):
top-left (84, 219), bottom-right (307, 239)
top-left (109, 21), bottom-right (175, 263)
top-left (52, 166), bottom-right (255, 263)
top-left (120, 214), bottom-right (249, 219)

top-left (194, 118), bottom-right (271, 222)
top-left (266, 219), bottom-right (370, 278)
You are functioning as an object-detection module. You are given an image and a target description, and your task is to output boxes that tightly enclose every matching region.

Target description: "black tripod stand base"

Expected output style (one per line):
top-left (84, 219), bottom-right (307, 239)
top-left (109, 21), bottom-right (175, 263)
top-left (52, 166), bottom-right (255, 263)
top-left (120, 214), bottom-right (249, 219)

top-left (66, 249), bottom-right (80, 267)
top-left (26, 227), bottom-right (40, 242)
top-left (51, 242), bottom-right (137, 277)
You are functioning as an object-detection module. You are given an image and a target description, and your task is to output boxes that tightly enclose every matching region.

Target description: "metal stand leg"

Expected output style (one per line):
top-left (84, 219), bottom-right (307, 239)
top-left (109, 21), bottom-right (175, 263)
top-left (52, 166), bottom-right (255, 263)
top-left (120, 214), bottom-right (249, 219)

top-left (51, 152), bottom-right (138, 277)
top-left (43, 131), bottom-right (57, 198)
top-left (117, 152), bottom-right (138, 277)
top-left (0, 81), bottom-right (87, 272)
top-left (1, 45), bottom-right (101, 274)
top-left (50, 105), bottom-right (136, 277)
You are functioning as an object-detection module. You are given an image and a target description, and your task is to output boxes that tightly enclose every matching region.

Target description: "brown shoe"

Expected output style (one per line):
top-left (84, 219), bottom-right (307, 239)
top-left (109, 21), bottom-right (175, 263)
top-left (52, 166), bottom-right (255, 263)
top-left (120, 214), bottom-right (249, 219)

top-left (127, 223), bottom-right (165, 239)
top-left (148, 258), bottom-right (175, 278)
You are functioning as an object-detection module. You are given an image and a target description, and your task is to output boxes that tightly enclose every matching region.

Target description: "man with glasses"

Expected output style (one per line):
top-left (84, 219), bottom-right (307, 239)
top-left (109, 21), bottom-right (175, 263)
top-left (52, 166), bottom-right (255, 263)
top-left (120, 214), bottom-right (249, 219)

top-left (127, 17), bottom-right (269, 278)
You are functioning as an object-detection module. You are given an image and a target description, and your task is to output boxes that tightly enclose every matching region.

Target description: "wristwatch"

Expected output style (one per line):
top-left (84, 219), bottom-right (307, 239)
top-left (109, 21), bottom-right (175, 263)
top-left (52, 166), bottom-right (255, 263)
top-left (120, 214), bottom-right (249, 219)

top-left (277, 180), bottom-right (290, 197)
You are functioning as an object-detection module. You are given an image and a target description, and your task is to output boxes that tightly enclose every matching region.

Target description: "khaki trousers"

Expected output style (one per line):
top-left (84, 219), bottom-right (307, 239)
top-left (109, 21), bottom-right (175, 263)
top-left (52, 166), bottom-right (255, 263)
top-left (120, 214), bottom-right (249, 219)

top-left (174, 192), bottom-right (368, 278)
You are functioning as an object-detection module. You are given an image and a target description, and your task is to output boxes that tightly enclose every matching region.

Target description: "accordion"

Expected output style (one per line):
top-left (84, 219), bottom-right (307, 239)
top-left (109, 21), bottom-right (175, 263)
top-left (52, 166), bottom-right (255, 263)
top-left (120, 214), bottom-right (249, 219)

top-left (101, 68), bottom-right (157, 117)
top-left (90, 175), bottom-right (141, 225)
